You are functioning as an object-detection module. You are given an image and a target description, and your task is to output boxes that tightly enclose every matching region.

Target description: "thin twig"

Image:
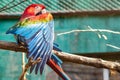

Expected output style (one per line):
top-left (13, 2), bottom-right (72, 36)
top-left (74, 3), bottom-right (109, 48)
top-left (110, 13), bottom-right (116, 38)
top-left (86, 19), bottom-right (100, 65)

top-left (106, 44), bottom-right (120, 50)
top-left (87, 26), bottom-right (102, 38)
top-left (19, 57), bottom-right (41, 80)
top-left (57, 29), bottom-right (120, 36)
top-left (0, 0), bottom-right (15, 11)
top-left (0, 0), bottom-right (27, 12)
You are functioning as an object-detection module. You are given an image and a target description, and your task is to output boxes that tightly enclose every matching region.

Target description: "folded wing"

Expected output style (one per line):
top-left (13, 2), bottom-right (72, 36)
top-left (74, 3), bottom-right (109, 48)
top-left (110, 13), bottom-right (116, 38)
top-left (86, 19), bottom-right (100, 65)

top-left (6, 18), bottom-right (54, 74)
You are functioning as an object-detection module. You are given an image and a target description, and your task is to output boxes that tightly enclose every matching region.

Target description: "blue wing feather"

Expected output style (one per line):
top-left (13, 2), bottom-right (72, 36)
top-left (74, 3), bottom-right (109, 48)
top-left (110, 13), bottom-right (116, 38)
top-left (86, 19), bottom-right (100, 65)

top-left (22, 23), bottom-right (44, 39)
top-left (35, 43), bottom-right (49, 74)
top-left (28, 21), bottom-right (54, 74)
top-left (6, 19), bottom-right (54, 74)
top-left (40, 45), bottom-right (52, 74)
top-left (27, 26), bottom-right (49, 57)
top-left (27, 25), bottom-right (48, 52)
top-left (27, 31), bottom-right (43, 46)
top-left (30, 42), bottom-right (48, 73)
top-left (27, 38), bottom-right (44, 57)
top-left (33, 42), bottom-right (47, 60)
top-left (51, 54), bottom-right (63, 65)
top-left (14, 27), bottom-right (28, 34)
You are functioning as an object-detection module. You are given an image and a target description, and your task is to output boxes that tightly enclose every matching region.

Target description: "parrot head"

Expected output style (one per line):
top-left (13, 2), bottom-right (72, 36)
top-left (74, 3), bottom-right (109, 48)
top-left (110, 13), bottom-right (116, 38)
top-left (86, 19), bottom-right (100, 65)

top-left (20, 4), bottom-right (46, 20)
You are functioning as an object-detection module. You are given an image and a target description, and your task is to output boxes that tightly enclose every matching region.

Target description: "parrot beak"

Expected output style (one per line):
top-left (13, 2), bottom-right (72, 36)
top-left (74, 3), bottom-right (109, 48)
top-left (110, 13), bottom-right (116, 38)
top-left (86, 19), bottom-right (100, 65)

top-left (35, 9), bottom-right (46, 16)
top-left (35, 11), bottom-right (42, 16)
top-left (35, 6), bottom-right (42, 16)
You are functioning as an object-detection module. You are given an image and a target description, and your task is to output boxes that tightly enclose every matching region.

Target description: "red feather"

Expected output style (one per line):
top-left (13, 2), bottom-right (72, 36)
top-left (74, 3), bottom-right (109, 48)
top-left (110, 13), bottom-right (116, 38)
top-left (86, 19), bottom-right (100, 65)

top-left (47, 59), bottom-right (71, 80)
top-left (20, 4), bottom-right (45, 20)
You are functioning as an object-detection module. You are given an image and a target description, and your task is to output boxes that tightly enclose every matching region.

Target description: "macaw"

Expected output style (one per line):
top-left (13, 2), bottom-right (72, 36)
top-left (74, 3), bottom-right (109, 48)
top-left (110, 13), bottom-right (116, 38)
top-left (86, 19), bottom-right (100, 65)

top-left (6, 4), bottom-right (70, 80)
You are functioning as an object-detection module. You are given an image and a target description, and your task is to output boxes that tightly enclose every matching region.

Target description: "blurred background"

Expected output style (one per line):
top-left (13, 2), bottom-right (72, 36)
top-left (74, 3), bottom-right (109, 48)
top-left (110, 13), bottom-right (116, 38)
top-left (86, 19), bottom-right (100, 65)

top-left (0, 0), bottom-right (120, 80)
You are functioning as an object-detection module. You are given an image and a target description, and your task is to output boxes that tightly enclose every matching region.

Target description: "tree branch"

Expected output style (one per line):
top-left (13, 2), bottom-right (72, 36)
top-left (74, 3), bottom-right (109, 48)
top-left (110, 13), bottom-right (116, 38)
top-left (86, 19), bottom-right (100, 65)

top-left (0, 40), bottom-right (120, 73)
top-left (19, 57), bottom-right (41, 80)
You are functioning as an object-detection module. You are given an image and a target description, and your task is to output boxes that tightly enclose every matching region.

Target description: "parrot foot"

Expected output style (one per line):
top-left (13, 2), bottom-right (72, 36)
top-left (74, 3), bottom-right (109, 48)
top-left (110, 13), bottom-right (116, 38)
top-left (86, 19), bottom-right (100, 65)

top-left (28, 57), bottom-right (42, 66)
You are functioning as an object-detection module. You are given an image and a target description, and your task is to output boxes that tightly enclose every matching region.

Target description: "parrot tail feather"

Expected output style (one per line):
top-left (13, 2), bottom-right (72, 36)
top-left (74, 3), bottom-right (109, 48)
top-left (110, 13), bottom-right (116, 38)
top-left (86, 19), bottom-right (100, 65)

top-left (47, 54), bottom-right (71, 80)
top-left (53, 43), bottom-right (62, 52)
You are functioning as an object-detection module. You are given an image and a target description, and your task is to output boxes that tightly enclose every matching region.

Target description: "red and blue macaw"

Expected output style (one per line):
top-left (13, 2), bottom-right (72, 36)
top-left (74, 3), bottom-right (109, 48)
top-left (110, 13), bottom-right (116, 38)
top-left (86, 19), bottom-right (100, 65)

top-left (6, 4), bottom-right (70, 80)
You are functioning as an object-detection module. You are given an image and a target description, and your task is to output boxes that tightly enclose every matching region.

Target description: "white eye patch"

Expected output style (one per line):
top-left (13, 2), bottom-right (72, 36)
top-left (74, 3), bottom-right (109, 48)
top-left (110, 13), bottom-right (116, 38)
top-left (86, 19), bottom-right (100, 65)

top-left (35, 6), bottom-right (42, 10)
top-left (42, 9), bottom-right (46, 14)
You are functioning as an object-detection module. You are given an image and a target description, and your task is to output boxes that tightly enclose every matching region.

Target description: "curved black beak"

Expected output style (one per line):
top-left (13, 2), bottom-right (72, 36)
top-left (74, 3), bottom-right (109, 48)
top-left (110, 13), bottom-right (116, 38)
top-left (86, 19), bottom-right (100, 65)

top-left (35, 11), bottom-right (42, 16)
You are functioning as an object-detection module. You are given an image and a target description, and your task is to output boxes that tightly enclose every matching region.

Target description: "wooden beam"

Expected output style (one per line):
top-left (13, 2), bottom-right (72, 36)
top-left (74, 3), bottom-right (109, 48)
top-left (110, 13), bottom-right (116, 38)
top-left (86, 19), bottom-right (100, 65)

top-left (0, 10), bottom-right (120, 19)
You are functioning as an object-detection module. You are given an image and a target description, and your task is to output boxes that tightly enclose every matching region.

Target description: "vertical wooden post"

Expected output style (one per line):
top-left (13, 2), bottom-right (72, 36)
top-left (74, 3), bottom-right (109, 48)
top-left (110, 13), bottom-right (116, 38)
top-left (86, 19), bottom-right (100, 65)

top-left (22, 52), bottom-right (26, 80)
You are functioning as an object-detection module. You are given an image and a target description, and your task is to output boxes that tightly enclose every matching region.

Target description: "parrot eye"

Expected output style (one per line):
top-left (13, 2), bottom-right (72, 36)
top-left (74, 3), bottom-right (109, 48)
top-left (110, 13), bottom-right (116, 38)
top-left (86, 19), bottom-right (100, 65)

top-left (35, 6), bottom-right (40, 9)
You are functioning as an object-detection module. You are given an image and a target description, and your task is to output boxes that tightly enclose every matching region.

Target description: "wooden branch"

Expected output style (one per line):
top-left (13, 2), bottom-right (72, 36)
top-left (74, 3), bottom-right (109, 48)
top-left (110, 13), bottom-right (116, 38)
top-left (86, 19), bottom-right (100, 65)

top-left (19, 57), bottom-right (41, 80)
top-left (54, 51), bottom-right (120, 72)
top-left (0, 41), bottom-right (120, 73)
top-left (0, 41), bottom-right (27, 52)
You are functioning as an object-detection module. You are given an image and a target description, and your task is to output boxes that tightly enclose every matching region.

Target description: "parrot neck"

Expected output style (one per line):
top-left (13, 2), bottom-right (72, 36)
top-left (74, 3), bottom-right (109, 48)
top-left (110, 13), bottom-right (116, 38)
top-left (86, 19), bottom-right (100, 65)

top-left (20, 13), bottom-right (53, 22)
top-left (19, 13), bottom-right (53, 26)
